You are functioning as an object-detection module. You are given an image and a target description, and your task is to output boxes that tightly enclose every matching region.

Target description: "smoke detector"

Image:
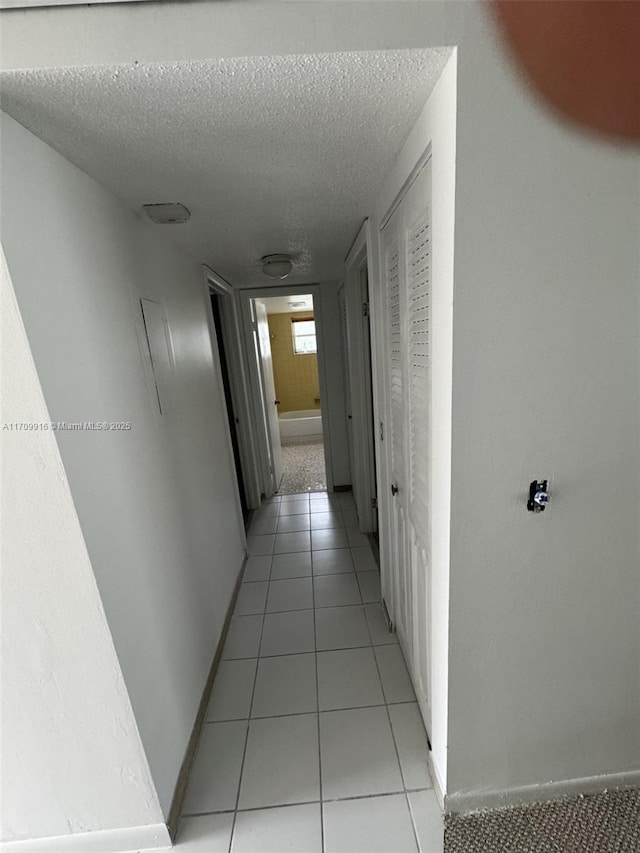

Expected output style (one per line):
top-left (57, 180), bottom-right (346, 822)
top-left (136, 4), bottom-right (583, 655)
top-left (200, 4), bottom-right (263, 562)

top-left (262, 254), bottom-right (293, 279)
top-left (143, 203), bottom-right (191, 224)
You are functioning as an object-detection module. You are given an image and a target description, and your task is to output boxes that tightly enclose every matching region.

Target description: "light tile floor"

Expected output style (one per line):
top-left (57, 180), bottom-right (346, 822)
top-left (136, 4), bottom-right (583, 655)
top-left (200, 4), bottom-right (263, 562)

top-left (177, 492), bottom-right (443, 853)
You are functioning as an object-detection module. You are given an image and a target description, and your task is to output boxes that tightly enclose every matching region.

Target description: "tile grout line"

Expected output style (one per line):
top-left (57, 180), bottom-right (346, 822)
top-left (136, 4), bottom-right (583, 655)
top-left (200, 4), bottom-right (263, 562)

top-left (244, 571), bottom-right (375, 585)
top-left (317, 536), bottom-right (364, 845)
top-left (246, 562), bottom-right (379, 581)
top-left (257, 598), bottom-right (380, 615)
top-left (206, 696), bottom-right (420, 726)
top-left (311, 535), bottom-right (326, 853)
top-left (221, 638), bottom-right (399, 663)
top-left (230, 498), bottom-right (391, 849)
top-left (225, 509), bottom-right (276, 853)
top-left (183, 786), bottom-right (435, 819)
top-left (370, 636), bottom-right (423, 853)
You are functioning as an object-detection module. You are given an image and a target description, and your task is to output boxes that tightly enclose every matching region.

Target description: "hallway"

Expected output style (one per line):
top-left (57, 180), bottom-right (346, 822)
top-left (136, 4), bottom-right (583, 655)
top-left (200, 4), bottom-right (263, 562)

top-left (177, 491), bottom-right (442, 852)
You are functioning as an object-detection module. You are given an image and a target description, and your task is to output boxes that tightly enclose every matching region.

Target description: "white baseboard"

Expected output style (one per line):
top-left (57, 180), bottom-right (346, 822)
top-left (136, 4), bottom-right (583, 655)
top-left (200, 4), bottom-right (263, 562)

top-left (1, 823), bottom-right (172, 853)
top-left (445, 768), bottom-right (640, 814)
top-left (427, 751), bottom-right (446, 811)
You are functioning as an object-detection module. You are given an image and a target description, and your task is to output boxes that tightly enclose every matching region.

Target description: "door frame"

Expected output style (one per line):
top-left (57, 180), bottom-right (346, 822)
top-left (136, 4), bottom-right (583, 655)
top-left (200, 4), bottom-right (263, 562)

top-left (237, 284), bottom-right (335, 494)
top-left (202, 265), bottom-right (263, 510)
top-left (343, 219), bottom-right (379, 532)
top-left (252, 298), bottom-right (284, 495)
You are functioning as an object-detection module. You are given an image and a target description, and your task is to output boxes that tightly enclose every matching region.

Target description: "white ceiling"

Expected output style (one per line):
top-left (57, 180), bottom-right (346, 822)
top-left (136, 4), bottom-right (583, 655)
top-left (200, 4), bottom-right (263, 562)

top-left (0, 49), bottom-right (451, 287)
top-left (262, 294), bottom-right (314, 315)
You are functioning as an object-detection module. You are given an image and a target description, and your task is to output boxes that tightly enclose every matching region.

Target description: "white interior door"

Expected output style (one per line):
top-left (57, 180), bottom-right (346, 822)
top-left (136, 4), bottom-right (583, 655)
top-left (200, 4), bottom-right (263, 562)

top-left (254, 300), bottom-right (284, 491)
top-left (381, 157), bottom-right (433, 736)
top-left (381, 218), bottom-right (409, 647)
top-left (339, 285), bottom-right (357, 501)
top-left (359, 267), bottom-right (378, 534)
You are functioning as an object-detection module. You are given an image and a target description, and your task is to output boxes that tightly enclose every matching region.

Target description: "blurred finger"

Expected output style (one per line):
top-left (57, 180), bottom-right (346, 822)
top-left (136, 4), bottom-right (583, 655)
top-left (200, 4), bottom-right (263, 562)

top-left (492, 0), bottom-right (640, 142)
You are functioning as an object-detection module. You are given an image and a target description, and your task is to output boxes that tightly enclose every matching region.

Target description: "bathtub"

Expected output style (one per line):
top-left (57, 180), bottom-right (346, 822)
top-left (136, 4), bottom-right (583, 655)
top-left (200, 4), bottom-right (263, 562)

top-left (279, 409), bottom-right (323, 441)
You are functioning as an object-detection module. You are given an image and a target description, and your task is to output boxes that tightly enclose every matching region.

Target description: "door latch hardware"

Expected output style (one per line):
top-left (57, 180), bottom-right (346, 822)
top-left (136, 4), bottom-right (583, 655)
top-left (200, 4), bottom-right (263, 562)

top-left (391, 483), bottom-right (398, 496)
top-left (527, 479), bottom-right (550, 512)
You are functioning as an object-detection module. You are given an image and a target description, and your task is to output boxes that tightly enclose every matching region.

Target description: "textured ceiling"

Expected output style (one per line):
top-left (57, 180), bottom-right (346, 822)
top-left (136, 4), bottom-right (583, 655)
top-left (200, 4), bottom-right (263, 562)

top-left (0, 49), bottom-right (451, 286)
top-left (263, 294), bottom-right (314, 314)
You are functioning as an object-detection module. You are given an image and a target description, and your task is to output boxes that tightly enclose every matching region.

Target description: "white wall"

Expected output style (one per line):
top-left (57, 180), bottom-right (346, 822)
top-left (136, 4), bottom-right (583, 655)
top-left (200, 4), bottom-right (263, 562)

top-left (0, 249), bottom-right (168, 848)
top-left (446, 7), bottom-right (640, 802)
top-left (371, 51), bottom-right (457, 796)
top-left (1, 0), bottom-right (639, 810)
top-left (0, 112), bottom-right (246, 819)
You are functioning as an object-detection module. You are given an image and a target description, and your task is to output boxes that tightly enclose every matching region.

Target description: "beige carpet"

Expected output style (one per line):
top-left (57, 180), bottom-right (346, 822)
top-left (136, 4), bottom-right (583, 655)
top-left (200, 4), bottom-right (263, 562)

top-left (444, 788), bottom-right (640, 853)
top-left (278, 437), bottom-right (327, 494)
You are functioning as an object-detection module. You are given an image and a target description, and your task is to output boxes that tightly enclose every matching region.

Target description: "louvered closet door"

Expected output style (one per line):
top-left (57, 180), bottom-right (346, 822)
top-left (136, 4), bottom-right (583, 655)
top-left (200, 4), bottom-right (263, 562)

top-left (381, 158), bottom-right (433, 737)
top-left (381, 204), bottom-right (411, 662)
top-left (406, 193), bottom-right (432, 734)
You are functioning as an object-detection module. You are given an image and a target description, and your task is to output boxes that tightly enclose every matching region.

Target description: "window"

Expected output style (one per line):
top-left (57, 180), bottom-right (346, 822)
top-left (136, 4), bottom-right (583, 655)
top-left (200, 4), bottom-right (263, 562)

top-left (292, 318), bottom-right (317, 354)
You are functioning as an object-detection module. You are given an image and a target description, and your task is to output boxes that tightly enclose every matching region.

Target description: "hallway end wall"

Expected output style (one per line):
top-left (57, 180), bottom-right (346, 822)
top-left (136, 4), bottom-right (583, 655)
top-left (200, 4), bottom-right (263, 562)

top-left (0, 112), bottom-right (247, 819)
top-left (266, 311), bottom-right (321, 414)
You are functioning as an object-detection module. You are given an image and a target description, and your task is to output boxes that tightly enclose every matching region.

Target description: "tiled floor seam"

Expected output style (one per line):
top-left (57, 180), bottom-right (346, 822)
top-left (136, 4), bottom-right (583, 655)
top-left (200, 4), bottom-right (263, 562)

top-left (225, 571), bottom-right (269, 853)
top-left (311, 552), bottom-right (326, 853)
top-left (253, 644), bottom-right (413, 662)
top-left (370, 637), bottom-right (423, 853)
top-left (244, 569), bottom-right (374, 579)
top-left (203, 698), bottom-right (430, 726)
top-left (322, 788), bottom-right (427, 804)
top-left (183, 786), bottom-right (433, 819)
top-left (235, 602), bottom-right (383, 619)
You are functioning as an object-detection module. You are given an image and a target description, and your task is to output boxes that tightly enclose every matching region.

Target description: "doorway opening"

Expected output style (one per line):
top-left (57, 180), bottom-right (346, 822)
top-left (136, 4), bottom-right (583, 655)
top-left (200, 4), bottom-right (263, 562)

top-left (256, 293), bottom-right (327, 495)
top-left (210, 292), bottom-right (249, 520)
top-left (341, 222), bottom-right (379, 539)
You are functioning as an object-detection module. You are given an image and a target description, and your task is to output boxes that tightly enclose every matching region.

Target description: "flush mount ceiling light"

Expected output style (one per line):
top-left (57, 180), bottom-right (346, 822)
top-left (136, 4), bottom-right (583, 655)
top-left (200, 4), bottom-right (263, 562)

top-left (288, 301), bottom-right (307, 308)
top-left (143, 203), bottom-right (191, 224)
top-left (262, 254), bottom-right (293, 279)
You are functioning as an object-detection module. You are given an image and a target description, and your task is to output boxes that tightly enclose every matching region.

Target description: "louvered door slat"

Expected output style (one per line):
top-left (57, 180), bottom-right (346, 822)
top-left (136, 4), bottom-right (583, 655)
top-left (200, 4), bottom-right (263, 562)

top-left (407, 212), bottom-right (431, 548)
top-left (386, 244), bottom-right (404, 481)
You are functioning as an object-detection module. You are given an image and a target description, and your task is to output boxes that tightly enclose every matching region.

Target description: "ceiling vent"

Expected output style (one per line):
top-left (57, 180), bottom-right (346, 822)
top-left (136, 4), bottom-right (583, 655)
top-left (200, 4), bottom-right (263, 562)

top-left (143, 203), bottom-right (191, 224)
